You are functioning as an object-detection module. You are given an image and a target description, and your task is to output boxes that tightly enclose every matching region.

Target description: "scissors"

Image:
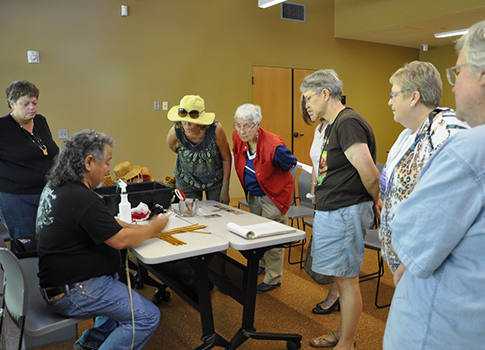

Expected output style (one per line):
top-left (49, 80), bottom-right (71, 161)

top-left (175, 189), bottom-right (186, 202)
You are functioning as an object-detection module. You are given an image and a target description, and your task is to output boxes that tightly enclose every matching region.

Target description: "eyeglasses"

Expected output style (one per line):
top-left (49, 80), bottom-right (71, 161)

top-left (389, 90), bottom-right (411, 100)
top-left (234, 123), bottom-right (257, 132)
top-left (304, 92), bottom-right (319, 103)
top-left (178, 108), bottom-right (203, 119)
top-left (446, 63), bottom-right (468, 86)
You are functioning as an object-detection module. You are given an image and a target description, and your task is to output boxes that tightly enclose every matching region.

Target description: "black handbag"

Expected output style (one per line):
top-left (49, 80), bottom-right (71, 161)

top-left (304, 235), bottom-right (334, 285)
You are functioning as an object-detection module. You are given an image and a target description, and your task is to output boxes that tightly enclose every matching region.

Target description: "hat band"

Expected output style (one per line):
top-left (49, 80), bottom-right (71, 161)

top-left (178, 108), bottom-right (204, 119)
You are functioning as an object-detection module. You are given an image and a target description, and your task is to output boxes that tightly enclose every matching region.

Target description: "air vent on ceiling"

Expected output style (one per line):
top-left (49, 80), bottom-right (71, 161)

top-left (281, 2), bottom-right (306, 23)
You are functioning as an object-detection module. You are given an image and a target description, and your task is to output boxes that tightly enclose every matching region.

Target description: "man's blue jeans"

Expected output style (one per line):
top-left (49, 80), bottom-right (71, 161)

top-left (47, 274), bottom-right (160, 350)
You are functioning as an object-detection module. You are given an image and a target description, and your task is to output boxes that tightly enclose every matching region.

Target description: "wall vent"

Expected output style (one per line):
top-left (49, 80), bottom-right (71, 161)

top-left (281, 2), bottom-right (306, 23)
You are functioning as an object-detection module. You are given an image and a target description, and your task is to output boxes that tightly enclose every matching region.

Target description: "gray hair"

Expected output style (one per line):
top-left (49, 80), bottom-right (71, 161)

top-left (389, 61), bottom-right (442, 108)
top-left (456, 19), bottom-right (485, 74)
top-left (47, 129), bottom-right (114, 187)
top-left (6, 80), bottom-right (39, 109)
top-left (234, 104), bottom-right (262, 125)
top-left (300, 94), bottom-right (313, 125)
top-left (300, 69), bottom-right (343, 99)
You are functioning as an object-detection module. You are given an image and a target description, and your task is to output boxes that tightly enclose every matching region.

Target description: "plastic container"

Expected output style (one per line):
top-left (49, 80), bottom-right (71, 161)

top-left (94, 181), bottom-right (172, 217)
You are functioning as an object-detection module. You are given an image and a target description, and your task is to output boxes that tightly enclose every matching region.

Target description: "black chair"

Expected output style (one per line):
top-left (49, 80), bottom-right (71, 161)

top-left (286, 169), bottom-right (314, 268)
top-left (237, 198), bottom-right (249, 210)
top-left (359, 229), bottom-right (391, 308)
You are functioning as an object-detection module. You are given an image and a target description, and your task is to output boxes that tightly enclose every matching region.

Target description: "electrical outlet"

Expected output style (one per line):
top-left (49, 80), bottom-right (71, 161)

top-left (162, 101), bottom-right (168, 110)
top-left (154, 101), bottom-right (160, 111)
top-left (58, 129), bottom-right (68, 139)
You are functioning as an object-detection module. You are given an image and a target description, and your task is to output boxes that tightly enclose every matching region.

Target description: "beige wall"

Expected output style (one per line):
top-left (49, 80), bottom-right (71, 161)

top-left (335, 0), bottom-right (485, 37)
top-left (0, 0), bottom-right (422, 198)
top-left (420, 44), bottom-right (458, 110)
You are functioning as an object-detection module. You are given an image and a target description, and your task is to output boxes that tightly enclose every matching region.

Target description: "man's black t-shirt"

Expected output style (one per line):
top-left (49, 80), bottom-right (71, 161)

top-left (36, 182), bottom-right (123, 287)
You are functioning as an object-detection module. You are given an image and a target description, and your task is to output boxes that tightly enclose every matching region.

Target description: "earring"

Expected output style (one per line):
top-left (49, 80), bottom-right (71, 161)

top-left (410, 104), bottom-right (413, 107)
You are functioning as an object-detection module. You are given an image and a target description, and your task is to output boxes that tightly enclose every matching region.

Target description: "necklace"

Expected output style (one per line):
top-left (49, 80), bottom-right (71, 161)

top-left (10, 113), bottom-right (48, 156)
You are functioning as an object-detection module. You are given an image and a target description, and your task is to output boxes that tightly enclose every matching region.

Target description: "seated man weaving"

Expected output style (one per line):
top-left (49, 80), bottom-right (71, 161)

top-left (36, 129), bottom-right (168, 350)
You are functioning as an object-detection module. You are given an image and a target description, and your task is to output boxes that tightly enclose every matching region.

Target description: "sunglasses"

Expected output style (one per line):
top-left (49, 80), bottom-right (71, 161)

top-left (178, 108), bottom-right (203, 119)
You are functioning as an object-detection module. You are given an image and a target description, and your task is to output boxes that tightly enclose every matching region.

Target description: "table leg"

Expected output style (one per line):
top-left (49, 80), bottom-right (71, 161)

top-left (224, 248), bottom-right (302, 350)
top-left (139, 256), bottom-right (228, 349)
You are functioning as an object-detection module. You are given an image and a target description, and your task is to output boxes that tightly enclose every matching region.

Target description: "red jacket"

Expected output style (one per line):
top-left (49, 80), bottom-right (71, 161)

top-left (232, 128), bottom-right (294, 215)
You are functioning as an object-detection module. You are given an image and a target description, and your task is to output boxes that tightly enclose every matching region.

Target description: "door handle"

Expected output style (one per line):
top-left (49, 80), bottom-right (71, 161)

top-left (293, 132), bottom-right (304, 138)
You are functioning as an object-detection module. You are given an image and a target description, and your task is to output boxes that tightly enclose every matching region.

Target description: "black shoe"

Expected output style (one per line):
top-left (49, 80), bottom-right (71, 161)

top-left (257, 266), bottom-right (265, 276)
top-left (312, 297), bottom-right (340, 314)
top-left (257, 282), bottom-right (281, 293)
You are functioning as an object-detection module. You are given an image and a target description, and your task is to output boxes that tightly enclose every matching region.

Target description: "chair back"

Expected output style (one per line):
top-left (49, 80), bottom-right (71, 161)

top-left (376, 162), bottom-right (384, 174)
top-left (290, 166), bottom-right (299, 204)
top-left (297, 169), bottom-right (313, 207)
top-left (0, 247), bottom-right (28, 327)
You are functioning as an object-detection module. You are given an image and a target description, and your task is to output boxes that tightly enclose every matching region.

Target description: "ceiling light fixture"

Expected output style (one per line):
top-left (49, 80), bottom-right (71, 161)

top-left (434, 28), bottom-right (468, 39)
top-left (258, 0), bottom-right (287, 8)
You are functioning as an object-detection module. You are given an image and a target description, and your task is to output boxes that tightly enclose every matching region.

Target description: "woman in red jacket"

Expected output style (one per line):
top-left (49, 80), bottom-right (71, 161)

top-left (232, 103), bottom-right (297, 293)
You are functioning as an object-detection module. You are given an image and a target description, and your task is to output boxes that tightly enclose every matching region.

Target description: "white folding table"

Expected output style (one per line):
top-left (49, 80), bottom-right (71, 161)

top-left (131, 201), bottom-right (306, 350)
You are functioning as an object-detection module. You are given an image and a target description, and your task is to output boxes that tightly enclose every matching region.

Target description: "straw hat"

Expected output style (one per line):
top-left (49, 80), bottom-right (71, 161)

top-left (102, 174), bottom-right (115, 187)
top-left (167, 95), bottom-right (215, 125)
top-left (114, 161), bottom-right (133, 179)
top-left (123, 165), bottom-right (142, 183)
top-left (141, 166), bottom-right (153, 182)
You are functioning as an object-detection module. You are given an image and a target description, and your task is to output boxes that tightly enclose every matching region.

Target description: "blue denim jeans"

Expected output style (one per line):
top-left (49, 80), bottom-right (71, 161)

top-left (0, 191), bottom-right (40, 239)
top-left (47, 274), bottom-right (160, 350)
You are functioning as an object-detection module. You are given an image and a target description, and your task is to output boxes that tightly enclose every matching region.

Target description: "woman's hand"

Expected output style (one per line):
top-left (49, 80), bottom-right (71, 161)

top-left (393, 263), bottom-right (406, 286)
top-left (219, 180), bottom-right (230, 204)
top-left (374, 198), bottom-right (383, 218)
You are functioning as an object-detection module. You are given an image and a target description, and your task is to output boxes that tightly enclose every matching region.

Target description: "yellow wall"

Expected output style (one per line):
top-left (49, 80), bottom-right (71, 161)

top-left (420, 44), bottom-right (458, 110)
top-left (335, 0), bottom-right (485, 37)
top-left (0, 0), bottom-right (419, 198)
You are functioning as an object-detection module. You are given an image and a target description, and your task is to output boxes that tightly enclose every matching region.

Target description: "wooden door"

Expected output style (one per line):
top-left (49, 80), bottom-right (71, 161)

top-left (252, 66), bottom-right (317, 166)
top-left (252, 66), bottom-right (293, 147)
top-left (292, 68), bottom-right (316, 166)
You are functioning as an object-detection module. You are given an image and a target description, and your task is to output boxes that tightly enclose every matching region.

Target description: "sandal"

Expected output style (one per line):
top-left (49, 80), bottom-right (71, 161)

top-left (312, 297), bottom-right (340, 314)
top-left (310, 331), bottom-right (339, 348)
top-left (310, 331), bottom-right (357, 348)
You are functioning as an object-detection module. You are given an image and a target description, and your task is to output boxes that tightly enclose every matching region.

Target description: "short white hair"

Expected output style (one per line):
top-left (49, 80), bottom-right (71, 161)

top-left (456, 19), bottom-right (485, 74)
top-left (234, 104), bottom-right (262, 124)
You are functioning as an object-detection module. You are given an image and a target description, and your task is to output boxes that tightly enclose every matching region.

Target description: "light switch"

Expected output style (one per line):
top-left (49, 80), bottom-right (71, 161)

top-left (121, 5), bottom-right (128, 16)
top-left (154, 101), bottom-right (160, 111)
top-left (27, 51), bottom-right (40, 64)
top-left (162, 102), bottom-right (168, 111)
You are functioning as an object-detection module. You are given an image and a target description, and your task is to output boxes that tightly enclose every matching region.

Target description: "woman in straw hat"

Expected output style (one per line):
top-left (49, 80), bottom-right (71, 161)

top-left (167, 95), bottom-right (231, 203)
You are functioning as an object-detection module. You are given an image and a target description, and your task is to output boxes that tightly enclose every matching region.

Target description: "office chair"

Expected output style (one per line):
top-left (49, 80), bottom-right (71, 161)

top-left (0, 248), bottom-right (90, 349)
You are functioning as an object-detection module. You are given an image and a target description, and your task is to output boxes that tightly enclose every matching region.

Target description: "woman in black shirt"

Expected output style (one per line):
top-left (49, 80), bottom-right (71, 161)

top-left (0, 80), bottom-right (59, 239)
